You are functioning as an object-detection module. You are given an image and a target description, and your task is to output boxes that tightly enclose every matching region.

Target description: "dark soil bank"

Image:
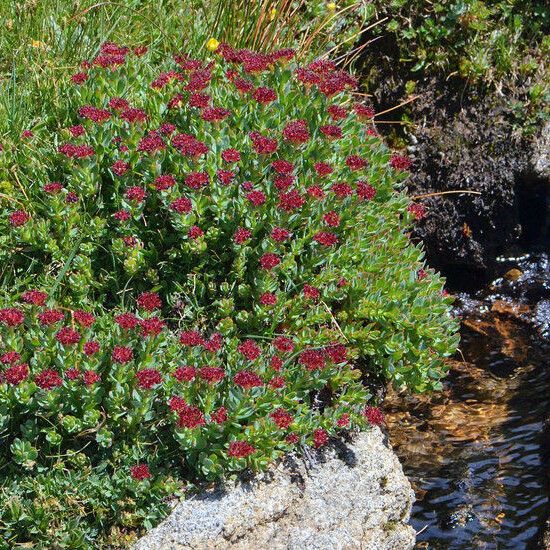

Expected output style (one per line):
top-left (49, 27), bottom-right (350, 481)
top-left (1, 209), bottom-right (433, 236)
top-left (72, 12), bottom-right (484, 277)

top-left (361, 38), bottom-right (550, 281)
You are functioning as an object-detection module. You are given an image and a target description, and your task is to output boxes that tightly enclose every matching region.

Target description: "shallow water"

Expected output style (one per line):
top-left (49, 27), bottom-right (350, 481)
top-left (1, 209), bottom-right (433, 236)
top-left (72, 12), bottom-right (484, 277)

top-left (386, 252), bottom-right (550, 549)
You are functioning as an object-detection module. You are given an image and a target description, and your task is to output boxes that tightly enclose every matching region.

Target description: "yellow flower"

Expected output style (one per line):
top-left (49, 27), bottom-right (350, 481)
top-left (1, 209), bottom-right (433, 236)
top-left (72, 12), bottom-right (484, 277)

top-left (206, 38), bottom-right (220, 52)
top-left (31, 39), bottom-right (48, 49)
top-left (327, 2), bottom-right (337, 12)
top-left (269, 7), bottom-right (277, 21)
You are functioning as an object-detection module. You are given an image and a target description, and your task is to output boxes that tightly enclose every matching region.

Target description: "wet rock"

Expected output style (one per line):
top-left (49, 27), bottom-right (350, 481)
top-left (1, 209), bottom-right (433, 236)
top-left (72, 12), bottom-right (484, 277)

top-left (532, 121), bottom-right (550, 181)
top-left (135, 428), bottom-right (415, 550)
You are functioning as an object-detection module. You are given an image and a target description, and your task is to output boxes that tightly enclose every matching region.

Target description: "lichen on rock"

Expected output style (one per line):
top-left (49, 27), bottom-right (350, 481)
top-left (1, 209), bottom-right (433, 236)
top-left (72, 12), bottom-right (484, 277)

top-left (135, 428), bottom-right (415, 550)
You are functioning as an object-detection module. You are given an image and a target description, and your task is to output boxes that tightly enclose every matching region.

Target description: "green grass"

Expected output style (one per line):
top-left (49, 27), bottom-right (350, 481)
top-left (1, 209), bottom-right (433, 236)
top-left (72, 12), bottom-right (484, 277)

top-left (0, 0), bottom-right (371, 139)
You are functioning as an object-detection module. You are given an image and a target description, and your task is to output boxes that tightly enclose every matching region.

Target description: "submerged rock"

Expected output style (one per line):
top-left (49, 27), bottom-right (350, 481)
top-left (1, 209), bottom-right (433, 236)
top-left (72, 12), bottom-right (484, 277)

top-left (135, 428), bottom-right (415, 550)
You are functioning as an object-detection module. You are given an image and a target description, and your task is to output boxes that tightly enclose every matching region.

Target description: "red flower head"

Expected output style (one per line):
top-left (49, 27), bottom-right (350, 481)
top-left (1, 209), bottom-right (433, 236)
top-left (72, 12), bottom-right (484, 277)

top-left (327, 105), bottom-right (347, 120)
top-left (314, 162), bottom-right (333, 177)
top-left (217, 170), bottom-right (235, 185)
top-left (346, 155), bottom-right (368, 171)
top-left (172, 134), bottom-right (208, 158)
top-left (189, 93), bottom-right (211, 108)
top-left (66, 367), bottom-right (80, 380)
top-left (120, 108), bottom-right (148, 124)
top-left (21, 290), bottom-right (47, 306)
top-left (357, 181), bottom-right (376, 201)
top-left (140, 317), bottom-right (166, 337)
top-left (199, 366), bottom-right (225, 384)
top-left (270, 355), bottom-right (283, 371)
top-left (113, 209), bottom-right (130, 222)
top-left (211, 407), bottom-right (227, 424)
top-left (222, 148), bottom-right (241, 163)
top-left (354, 103), bottom-right (375, 120)
top-left (320, 125), bottom-right (342, 139)
top-left (1, 351), bottom-right (21, 365)
top-left (169, 395), bottom-right (187, 412)
top-left (78, 105), bottom-right (111, 124)
top-left (35, 369), bottom-right (62, 390)
top-left (108, 97), bottom-right (129, 110)
top-left (204, 332), bottom-right (223, 353)
top-left (83, 341), bottom-right (100, 356)
top-left (307, 185), bottom-right (326, 200)
top-left (185, 171), bottom-right (209, 190)
top-left (179, 330), bottom-right (205, 347)
top-left (299, 349), bottom-right (326, 370)
top-left (260, 292), bottom-right (277, 306)
top-left (154, 174), bottom-right (176, 191)
top-left (56, 327), bottom-right (81, 346)
top-left (325, 343), bottom-right (348, 364)
top-left (137, 291), bottom-right (162, 311)
top-left (111, 160), bottom-right (129, 176)
top-left (282, 119), bottom-right (310, 144)
top-left (273, 336), bottom-right (294, 353)
top-left (331, 183), bottom-right (353, 198)
top-left (253, 86), bottom-right (277, 104)
top-left (269, 375), bottom-right (286, 389)
top-left (0, 308), bottom-right (24, 327)
top-left (125, 186), bottom-right (147, 203)
top-left (408, 203), bottom-right (426, 220)
top-left (112, 346), bottom-right (133, 364)
top-left (314, 231), bottom-right (339, 247)
top-left (270, 408), bottom-right (293, 429)
top-left (274, 174), bottom-right (294, 191)
top-left (234, 370), bottom-right (263, 388)
top-left (136, 368), bottom-right (162, 389)
top-left (237, 340), bottom-right (261, 361)
top-left (201, 106), bottom-right (231, 122)
top-left (228, 440), bottom-right (255, 458)
top-left (83, 370), bottom-right (100, 386)
top-left (159, 122), bottom-right (176, 135)
top-left (130, 464), bottom-right (151, 480)
top-left (234, 227), bottom-right (252, 244)
top-left (38, 309), bottom-right (64, 326)
top-left (303, 285), bottom-right (320, 300)
top-left (174, 366), bottom-right (196, 382)
top-left (9, 210), bottom-right (30, 227)
top-left (246, 190), bottom-right (266, 207)
top-left (364, 406), bottom-right (385, 426)
top-left (134, 45), bottom-right (148, 56)
top-left (71, 72), bottom-right (88, 85)
top-left (259, 253), bottom-right (281, 270)
top-left (278, 190), bottom-right (305, 212)
top-left (74, 310), bottom-right (95, 328)
top-left (337, 413), bottom-right (350, 427)
top-left (271, 227), bottom-right (291, 242)
top-left (390, 153), bottom-right (412, 171)
top-left (313, 428), bottom-right (329, 448)
top-left (286, 433), bottom-right (299, 444)
top-left (114, 312), bottom-right (139, 330)
top-left (323, 211), bottom-right (340, 227)
top-left (272, 160), bottom-right (294, 174)
top-left (69, 125), bottom-right (85, 137)
top-left (188, 225), bottom-right (204, 240)
top-left (44, 182), bottom-right (63, 194)
top-left (250, 132), bottom-right (278, 154)
top-left (178, 404), bottom-right (205, 429)
top-left (5, 363), bottom-right (29, 385)
top-left (170, 196), bottom-right (193, 214)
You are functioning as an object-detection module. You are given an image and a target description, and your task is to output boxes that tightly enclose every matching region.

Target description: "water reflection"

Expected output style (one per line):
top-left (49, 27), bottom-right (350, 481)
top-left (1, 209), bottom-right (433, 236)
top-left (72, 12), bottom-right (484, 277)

top-left (386, 284), bottom-right (550, 549)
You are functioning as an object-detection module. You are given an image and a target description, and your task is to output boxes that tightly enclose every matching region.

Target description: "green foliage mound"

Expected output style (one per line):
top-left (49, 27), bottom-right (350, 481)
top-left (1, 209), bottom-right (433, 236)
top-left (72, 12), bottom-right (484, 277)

top-left (0, 42), bottom-right (459, 547)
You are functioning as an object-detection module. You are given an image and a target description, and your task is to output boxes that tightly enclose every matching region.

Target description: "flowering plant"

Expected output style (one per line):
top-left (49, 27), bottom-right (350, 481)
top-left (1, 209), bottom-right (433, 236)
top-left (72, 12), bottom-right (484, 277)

top-left (0, 41), bottom-right (458, 546)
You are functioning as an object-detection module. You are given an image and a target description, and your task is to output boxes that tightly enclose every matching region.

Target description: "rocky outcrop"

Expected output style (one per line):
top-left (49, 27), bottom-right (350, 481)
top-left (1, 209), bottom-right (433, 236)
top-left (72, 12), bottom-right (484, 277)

top-left (135, 428), bottom-right (416, 550)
